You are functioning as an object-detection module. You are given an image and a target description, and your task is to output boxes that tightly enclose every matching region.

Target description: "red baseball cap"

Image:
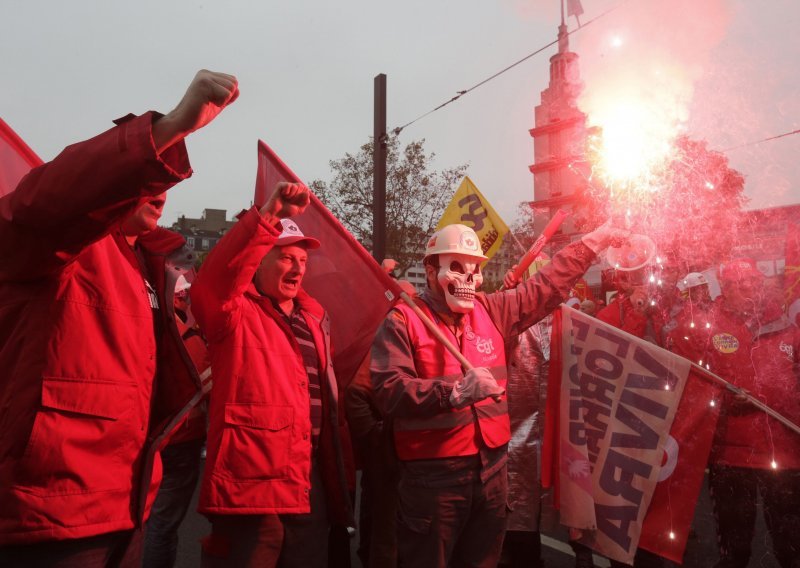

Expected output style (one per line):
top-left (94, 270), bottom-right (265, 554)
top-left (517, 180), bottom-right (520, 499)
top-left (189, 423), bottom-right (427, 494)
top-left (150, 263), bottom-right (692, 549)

top-left (275, 218), bottom-right (320, 249)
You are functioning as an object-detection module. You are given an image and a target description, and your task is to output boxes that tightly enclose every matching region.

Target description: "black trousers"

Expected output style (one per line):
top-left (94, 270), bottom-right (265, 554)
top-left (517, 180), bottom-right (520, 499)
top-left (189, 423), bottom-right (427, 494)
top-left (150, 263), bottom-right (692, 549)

top-left (709, 465), bottom-right (800, 568)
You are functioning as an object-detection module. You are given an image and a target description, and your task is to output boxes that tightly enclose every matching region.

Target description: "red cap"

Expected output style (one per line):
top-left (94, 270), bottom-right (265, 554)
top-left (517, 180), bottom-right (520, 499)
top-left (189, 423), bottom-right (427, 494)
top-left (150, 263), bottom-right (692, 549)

top-left (275, 218), bottom-right (320, 249)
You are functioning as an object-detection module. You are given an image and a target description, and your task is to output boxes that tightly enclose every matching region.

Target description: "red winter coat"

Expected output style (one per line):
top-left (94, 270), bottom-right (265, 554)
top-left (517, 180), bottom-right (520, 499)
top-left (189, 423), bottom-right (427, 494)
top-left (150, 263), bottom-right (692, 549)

top-left (596, 294), bottom-right (664, 345)
top-left (139, 228), bottom-right (210, 445)
top-left (666, 301), bottom-right (715, 365)
top-left (191, 207), bottom-right (354, 524)
top-left (707, 298), bottom-right (800, 470)
top-left (0, 113), bottom-right (203, 545)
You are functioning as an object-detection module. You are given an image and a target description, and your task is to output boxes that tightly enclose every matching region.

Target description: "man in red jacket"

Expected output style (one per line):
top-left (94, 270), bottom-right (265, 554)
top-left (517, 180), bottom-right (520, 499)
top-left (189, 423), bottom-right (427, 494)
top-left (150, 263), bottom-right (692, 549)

top-left (191, 183), bottom-right (354, 568)
top-left (707, 259), bottom-right (800, 567)
top-left (0, 70), bottom-right (237, 567)
top-left (370, 221), bottom-right (624, 568)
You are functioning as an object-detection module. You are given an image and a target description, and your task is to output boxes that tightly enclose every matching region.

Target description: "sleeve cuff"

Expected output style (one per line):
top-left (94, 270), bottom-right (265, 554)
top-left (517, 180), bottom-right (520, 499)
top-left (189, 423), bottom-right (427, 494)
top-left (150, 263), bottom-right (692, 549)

top-left (113, 112), bottom-right (192, 186)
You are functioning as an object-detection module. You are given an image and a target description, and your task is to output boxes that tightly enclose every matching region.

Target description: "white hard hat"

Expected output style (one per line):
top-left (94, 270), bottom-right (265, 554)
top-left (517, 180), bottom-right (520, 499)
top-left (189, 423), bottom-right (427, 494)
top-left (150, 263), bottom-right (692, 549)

top-left (678, 272), bottom-right (709, 291)
top-left (424, 224), bottom-right (488, 261)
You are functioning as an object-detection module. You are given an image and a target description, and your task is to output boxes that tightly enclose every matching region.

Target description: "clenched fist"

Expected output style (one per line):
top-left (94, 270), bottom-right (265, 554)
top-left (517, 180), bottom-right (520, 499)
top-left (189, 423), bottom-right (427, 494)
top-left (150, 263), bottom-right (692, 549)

top-left (260, 182), bottom-right (311, 220)
top-left (153, 69), bottom-right (239, 152)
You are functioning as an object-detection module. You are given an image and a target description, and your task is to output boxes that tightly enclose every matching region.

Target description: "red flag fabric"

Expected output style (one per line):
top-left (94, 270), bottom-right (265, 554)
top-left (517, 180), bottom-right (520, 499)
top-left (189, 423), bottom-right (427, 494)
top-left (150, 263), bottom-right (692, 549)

top-left (637, 370), bottom-right (720, 562)
top-left (255, 140), bottom-right (402, 386)
top-left (0, 118), bottom-right (43, 198)
top-left (785, 222), bottom-right (800, 326)
top-left (542, 306), bottom-right (721, 564)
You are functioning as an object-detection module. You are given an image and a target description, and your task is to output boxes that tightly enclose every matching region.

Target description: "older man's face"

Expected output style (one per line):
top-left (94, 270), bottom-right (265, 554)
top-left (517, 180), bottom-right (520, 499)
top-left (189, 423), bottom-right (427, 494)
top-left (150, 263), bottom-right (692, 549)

top-left (254, 244), bottom-right (308, 304)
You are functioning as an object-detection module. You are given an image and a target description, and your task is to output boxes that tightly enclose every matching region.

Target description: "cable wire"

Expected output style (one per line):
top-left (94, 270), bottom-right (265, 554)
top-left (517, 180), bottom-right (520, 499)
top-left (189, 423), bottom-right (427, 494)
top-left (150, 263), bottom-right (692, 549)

top-left (722, 128), bottom-right (800, 152)
top-left (391, 1), bottom-right (627, 137)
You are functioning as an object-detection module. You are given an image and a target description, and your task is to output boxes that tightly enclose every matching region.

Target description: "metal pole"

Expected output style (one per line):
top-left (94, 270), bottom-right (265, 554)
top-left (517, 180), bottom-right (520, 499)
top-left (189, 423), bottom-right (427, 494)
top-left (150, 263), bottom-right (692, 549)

top-left (373, 73), bottom-right (387, 263)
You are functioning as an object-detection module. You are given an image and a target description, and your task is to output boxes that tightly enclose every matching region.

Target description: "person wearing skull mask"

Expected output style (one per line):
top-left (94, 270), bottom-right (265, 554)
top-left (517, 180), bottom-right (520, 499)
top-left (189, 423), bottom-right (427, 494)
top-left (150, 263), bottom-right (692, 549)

top-left (370, 221), bottom-right (625, 567)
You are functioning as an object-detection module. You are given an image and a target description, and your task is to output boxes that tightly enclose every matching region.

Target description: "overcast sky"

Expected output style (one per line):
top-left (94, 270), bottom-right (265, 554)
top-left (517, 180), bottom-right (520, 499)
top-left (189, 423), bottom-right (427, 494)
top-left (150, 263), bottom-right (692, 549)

top-left (2, 0), bottom-right (798, 227)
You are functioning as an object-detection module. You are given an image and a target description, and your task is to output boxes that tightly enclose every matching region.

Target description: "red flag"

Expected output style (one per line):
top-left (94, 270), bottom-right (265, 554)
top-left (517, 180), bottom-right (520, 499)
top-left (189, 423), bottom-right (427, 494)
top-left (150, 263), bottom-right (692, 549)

top-left (638, 371), bottom-right (720, 562)
top-left (543, 307), bottom-right (721, 564)
top-left (255, 140), bottom-right (402, 386)
top-left (0, 118), bottom-right (43, 198)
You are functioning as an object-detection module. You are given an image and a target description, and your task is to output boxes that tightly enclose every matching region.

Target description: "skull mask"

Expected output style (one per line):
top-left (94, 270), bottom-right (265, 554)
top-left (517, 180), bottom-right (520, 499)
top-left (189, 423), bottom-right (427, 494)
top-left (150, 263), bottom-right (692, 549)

top-left (437, 253), bottom-right (484, 313)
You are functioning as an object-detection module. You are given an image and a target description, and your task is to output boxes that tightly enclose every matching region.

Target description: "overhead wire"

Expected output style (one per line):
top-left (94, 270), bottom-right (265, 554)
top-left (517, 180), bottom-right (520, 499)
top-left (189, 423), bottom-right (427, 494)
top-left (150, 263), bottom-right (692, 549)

top-left (391, 1), bottom-right (627, 137)
top-left (722, 128), bottom-right (800, 152)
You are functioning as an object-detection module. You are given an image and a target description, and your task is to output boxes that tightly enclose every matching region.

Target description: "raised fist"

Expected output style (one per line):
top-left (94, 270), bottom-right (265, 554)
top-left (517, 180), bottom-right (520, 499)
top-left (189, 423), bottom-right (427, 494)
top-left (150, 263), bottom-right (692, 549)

top-left (261, 182), bottom-right (311, 219)
top-left (153, 70), bottom-right (239, 151)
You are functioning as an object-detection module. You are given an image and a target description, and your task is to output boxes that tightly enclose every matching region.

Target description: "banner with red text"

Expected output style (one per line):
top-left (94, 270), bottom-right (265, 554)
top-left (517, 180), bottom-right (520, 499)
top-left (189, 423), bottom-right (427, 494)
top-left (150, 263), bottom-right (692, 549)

top-left (255, 140), bottom-right (402, 386)
top-left (0, 118), bottom-right (42, 198)
top-left (542, 306), bottom-right (720, 564)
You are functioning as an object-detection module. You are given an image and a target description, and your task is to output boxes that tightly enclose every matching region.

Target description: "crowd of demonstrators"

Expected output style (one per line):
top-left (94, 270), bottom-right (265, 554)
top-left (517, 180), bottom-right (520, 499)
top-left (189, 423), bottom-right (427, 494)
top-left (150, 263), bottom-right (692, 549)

top-left (0, 69), bottom-right (237, 567)
top-left (189, 183), bottom-right (354, 568)
top-left (369, 221), bottom-right (625, 567)
top-left (4, 72), bottom-right (800, 568)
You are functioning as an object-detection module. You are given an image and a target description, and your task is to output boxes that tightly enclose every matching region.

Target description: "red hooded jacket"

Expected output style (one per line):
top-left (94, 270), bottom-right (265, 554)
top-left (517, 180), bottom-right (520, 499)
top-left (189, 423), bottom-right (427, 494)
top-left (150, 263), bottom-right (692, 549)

top-left (191, 207), bottom-right (354, 524)
top-left (0, 113), bottom-right (203, 544)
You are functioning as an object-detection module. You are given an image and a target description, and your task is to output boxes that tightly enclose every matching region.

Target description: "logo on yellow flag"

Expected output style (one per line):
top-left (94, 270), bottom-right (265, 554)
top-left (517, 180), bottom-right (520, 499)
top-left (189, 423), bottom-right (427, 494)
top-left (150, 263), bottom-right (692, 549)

top-left (436, 177), bottom-right (509, 260)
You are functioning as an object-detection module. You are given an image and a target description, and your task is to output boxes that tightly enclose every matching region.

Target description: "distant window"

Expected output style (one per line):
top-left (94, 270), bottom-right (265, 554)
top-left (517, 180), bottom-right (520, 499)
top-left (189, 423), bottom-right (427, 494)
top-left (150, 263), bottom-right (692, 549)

top-left (187, 237), bottom-right (195, 248)
top-left (202, 238), bottom-right (210, 249)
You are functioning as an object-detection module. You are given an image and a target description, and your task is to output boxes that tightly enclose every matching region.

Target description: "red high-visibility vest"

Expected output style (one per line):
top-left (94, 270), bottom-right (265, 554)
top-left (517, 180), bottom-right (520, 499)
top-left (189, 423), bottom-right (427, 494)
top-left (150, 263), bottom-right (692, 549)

top-left (392, 299), bottom-right (511, 460)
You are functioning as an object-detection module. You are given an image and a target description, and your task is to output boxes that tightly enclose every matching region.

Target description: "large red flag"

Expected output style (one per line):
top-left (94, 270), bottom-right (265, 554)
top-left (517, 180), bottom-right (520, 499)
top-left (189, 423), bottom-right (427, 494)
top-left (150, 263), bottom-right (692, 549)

top-left (0, 118), bottom-right (43, 198)
top-left (542, 306), bottom-right (721, 564)
top-left (255, 140), bottom-right (402, 386)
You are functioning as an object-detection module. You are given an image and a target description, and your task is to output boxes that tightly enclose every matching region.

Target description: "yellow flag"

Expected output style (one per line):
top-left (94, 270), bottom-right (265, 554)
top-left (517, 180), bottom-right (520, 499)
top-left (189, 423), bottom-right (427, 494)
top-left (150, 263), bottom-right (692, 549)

top-left (436, 176), bottom-right (510, 260)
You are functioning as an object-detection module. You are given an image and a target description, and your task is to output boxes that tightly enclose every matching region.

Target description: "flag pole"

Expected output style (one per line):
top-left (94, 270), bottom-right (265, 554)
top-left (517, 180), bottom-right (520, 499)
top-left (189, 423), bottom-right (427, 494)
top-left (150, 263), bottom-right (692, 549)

top-left (505, 209), bottom-right (569, 286)
top-left (398, 291), bottom-right (506, 402)
top-left (399, 291), bottom-right (473, 371)
top-left (690, 361), bottom-right (800, 437)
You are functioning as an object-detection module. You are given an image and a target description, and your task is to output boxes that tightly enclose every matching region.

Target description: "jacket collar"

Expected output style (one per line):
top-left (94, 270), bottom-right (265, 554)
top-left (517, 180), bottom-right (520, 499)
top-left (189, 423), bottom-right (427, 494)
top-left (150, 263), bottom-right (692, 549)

top-left (132, 227), bottom-right (186, 255)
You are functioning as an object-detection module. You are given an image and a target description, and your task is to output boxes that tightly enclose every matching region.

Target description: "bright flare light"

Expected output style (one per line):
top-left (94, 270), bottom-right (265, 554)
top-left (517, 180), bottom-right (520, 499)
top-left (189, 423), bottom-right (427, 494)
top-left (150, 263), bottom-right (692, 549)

top-left (593, 101), bottom-right (672, 184)
top-left (611, 35), bottom-right (624, 48)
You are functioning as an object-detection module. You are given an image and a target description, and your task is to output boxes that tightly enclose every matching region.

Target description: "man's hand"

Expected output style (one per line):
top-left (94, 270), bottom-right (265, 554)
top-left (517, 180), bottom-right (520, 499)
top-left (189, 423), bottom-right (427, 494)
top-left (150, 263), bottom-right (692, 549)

top-left (449, 367), bottom-right (505, 410)
top-left (153, 70), bottom-right (239, 152)
top-left (503, 266), bottom-right (522, 290)
top-left (260, 182), bottom-right (311, 219)
top-left (581, 218), bottom-right (631, 255)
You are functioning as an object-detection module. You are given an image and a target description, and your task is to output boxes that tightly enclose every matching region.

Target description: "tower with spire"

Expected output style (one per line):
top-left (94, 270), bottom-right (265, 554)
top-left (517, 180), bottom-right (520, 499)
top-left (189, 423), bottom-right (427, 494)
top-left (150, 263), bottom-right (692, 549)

top-left (528, 3), bottom-right (591, 251)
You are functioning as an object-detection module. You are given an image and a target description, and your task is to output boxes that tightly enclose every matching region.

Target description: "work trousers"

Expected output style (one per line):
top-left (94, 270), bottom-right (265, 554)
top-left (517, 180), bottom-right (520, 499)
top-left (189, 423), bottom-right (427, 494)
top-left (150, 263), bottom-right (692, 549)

top-left (396, 462), bottom-right (507, 568)
top-left (200, 459), bottom-right (329, 568)
top-left (356, 432), bottom-right (400, 567)
top-left (143, 438), bottom-right (205, 568)
top-left (709, 465), bottom-right (800, 568)
top-left (0, 529), bottom-right (142, 568)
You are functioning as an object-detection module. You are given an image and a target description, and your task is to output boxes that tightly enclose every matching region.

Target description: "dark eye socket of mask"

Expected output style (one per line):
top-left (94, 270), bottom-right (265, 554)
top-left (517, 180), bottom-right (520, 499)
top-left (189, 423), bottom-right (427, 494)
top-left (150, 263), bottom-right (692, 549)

top-left (449, 260), bottom-right (465, 274)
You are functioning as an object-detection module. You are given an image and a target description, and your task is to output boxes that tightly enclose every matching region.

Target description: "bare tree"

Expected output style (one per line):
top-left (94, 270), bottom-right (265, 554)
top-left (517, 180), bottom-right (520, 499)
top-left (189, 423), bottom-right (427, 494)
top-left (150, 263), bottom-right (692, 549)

top-left (310, 136), bottom-right (468, 274)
